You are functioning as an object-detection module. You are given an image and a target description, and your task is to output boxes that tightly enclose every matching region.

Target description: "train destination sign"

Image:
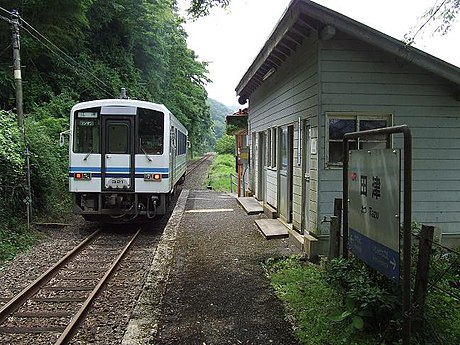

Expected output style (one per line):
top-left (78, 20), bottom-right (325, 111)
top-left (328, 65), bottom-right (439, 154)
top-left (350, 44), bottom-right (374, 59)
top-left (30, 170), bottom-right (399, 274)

top-left (348, 149), bottom-right (401, 282)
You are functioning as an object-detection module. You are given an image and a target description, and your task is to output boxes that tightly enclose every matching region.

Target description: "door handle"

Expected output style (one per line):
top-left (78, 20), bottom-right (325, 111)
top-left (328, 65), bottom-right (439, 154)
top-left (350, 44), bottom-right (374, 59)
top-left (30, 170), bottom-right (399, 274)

top-left (106, 155), bottom-right (112, 159)
top-left (304, 174), bottom-right (310, 182)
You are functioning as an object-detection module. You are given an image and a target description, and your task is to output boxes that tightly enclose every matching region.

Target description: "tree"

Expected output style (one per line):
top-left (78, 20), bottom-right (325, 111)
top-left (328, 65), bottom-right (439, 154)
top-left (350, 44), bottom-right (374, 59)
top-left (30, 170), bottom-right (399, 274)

top-left (405, 0), bottom-right (459, 44)
top-left (187, 0), bottom-right (230, 18)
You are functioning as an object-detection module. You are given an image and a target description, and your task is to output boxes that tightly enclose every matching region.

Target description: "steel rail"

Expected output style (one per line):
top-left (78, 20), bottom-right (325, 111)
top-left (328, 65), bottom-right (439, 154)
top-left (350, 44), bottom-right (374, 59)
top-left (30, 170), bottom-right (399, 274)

top-left (0, 229), bottom-right (101, 324)
top-left (185, 153), bottom-right (212, 176)
top-left (55, 227), bottom-right (142, 345)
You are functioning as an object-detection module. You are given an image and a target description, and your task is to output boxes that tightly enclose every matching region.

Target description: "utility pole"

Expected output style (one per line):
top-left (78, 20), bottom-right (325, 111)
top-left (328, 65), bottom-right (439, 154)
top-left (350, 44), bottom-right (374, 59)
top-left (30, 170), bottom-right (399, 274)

top-left (11, 10), bottom-right (32, 226)
top-left (11, 9), bottom-right (24, 131)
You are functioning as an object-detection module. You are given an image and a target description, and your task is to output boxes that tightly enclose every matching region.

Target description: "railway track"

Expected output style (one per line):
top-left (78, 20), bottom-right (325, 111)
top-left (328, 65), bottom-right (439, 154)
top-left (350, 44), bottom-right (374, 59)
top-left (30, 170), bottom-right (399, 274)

top-left (185, 153), bottom-right (213, 177)
top-left (0, 228), bottom-right (143, 344)
top-left (0, 157), bottom-right (209, 344)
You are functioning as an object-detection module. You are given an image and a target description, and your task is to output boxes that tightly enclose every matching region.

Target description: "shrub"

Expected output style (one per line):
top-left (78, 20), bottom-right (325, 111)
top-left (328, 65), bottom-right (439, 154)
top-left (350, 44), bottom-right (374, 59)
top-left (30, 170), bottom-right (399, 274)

top-left (325, 257), bottom-right (401, 338)
top-left (25, 116), bottom-right (71, 218)
top-left (0, 111), bottom-right (26, 218)
top-left (215, 134), bottom-right (235, 154)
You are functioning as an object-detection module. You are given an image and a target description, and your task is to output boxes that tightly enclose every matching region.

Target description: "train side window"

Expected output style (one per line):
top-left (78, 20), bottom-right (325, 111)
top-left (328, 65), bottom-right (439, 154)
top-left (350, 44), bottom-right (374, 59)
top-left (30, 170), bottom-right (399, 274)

top-left (138, 108), bottom-right (164, 155)
top-left (74, 110), bottom-right (100, 153)
top-left (177, 131), bottom-right (186, 155)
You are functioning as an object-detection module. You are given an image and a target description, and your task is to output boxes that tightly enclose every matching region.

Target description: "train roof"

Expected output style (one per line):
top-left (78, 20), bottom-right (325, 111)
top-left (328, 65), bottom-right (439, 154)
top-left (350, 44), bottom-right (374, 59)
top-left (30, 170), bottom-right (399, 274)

top-left (70, 98), bottom-right (187, 134)
top-left (71, 99), bottom-right (170, 114)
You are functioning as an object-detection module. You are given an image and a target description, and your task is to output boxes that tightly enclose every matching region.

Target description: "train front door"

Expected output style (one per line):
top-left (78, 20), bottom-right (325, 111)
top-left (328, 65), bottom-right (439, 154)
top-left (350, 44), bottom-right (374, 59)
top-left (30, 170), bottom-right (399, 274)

top-left (102, 117), bottom-right (135, 192)
top-left (278, 125), bottom-right (293, 223)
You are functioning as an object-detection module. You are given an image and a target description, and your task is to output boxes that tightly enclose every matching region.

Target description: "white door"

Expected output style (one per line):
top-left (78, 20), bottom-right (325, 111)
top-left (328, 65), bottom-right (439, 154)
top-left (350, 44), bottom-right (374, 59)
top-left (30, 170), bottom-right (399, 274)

top-left (278, 125), bottom-right (293, 223)
top-left (102, 117), bottom-right (134, 191)
top-left (302, 123), bottom-right (311, 234)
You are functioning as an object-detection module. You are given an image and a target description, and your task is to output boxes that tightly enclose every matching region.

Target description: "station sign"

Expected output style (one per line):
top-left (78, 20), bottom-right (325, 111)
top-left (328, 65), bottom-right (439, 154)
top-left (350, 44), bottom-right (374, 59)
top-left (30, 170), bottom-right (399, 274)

top-left (348, 149), bottom-right (401, 282)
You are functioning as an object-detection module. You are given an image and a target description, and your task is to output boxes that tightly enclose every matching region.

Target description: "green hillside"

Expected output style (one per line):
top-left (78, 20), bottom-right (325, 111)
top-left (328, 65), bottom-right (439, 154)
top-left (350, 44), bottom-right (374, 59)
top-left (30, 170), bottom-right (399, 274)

top-left (207, 98), bottom-right (238, 141)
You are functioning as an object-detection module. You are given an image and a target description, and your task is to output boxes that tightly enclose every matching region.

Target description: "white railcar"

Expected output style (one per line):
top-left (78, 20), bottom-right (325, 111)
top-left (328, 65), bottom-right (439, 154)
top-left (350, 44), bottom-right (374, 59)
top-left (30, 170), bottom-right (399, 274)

top-left (69, 98), bottom-right (187, 222)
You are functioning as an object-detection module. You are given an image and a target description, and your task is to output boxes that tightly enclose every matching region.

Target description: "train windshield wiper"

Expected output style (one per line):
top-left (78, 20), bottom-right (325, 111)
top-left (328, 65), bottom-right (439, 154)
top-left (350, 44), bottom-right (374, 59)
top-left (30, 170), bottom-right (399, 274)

top-left (140, 145), bottom-right (152, 162)
top-left (83, 148), bottom-right (94, 161)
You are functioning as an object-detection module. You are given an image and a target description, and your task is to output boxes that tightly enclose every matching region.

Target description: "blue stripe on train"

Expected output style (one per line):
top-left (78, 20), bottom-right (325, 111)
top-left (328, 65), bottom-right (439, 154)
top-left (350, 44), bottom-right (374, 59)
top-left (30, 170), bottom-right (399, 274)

top-left (69, 167), bottom-right (101, 172)
top-left (69, 173), bottom-right (169, 179)
top-left (69, 167), bottom-right (169, 173)
top-left (135, 167), bottom-right (169, 173)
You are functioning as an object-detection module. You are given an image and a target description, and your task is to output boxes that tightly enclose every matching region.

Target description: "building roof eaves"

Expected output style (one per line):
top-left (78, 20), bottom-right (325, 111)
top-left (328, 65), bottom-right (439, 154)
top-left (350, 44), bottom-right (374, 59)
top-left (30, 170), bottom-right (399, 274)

top-left (235, 0), bottom-right (460, 102)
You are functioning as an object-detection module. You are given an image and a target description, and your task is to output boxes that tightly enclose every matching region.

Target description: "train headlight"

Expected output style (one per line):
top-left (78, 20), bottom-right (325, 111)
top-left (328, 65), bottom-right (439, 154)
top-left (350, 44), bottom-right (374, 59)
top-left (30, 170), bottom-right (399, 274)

top-left (144, 173), bottom-right (161, 181)
top-left (74, 172), bottom-right (92, 180)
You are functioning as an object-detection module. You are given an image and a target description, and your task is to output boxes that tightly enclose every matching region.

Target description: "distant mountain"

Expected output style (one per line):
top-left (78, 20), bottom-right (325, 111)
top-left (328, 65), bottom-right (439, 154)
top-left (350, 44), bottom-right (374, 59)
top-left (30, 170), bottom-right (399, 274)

top-left (207, 98), bottom-right (239, 139)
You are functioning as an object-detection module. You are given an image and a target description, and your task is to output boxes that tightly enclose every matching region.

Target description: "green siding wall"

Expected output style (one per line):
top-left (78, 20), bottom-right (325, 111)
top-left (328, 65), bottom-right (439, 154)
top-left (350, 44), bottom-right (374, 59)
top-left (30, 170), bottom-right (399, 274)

top-left (318, 31), bottom-right (460, 236)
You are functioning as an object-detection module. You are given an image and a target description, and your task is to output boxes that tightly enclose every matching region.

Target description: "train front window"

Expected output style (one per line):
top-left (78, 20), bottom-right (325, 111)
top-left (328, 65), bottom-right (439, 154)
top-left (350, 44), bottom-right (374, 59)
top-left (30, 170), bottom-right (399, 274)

top-left (138, 108), bottom-right (164, 155)
top-left (108, 124), bottom-right (129, 153)
top-left (74, 110), bottom-right (100, 153)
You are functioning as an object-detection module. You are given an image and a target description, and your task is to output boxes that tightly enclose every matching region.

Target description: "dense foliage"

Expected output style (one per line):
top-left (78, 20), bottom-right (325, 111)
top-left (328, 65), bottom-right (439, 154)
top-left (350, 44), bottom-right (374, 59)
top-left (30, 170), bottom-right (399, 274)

top-left (215, 133), bottom-right (235, 154)
top-left (0, 1), bottom-right (212, 151)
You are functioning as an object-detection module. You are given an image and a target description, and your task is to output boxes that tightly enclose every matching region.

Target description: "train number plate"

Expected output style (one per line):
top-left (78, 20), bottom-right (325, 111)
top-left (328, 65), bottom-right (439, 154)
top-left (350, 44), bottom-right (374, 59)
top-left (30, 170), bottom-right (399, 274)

top-left (105, 178), bottom-right (130, 189)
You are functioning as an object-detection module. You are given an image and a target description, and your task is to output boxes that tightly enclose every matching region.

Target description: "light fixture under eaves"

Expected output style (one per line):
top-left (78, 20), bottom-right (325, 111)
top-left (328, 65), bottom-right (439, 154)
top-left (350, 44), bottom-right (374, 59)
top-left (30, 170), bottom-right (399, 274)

top-left (262, 67), bottom-right (276, 81)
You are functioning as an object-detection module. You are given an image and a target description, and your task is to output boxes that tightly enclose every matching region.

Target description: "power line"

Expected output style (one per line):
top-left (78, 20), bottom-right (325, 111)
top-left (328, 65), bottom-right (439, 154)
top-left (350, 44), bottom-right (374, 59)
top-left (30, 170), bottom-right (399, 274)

top-left (19, 24), bottom-right (113, 97)
top-left (0, 6), bottom-right (13, 16)
top-left (19, 17), bottom-right (114, 95)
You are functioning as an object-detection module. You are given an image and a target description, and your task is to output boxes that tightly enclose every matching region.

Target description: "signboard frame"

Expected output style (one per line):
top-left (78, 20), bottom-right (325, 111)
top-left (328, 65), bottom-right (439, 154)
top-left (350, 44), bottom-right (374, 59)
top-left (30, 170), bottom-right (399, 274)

top-left (342, 125), bottom-right (412, 345)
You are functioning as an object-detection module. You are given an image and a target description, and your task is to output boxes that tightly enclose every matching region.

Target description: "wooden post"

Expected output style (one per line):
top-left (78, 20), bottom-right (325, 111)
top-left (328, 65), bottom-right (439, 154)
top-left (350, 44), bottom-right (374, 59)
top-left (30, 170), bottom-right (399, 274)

top-left (334, 198), bottom-right (342, 256)
top-left (328, 216), bottom-right (340, 259)
top-left (328, 198), bottom-right (342, 259)
top-left (412, 224), bottom-right (434, 330)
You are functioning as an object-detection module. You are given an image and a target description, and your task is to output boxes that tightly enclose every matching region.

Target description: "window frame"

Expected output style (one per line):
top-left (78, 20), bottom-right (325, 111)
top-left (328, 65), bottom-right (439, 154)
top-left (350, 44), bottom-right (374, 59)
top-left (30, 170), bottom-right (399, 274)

top-left (73, 108), bottom-right (101, 154)
top-left (325, 112), bottom-right (392, 168)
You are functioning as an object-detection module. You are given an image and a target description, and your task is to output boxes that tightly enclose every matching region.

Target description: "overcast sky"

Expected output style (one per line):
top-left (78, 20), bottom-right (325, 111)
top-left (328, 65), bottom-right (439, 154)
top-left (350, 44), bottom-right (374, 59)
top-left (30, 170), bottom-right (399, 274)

top-left (179, 0), bottom-right (460, 106)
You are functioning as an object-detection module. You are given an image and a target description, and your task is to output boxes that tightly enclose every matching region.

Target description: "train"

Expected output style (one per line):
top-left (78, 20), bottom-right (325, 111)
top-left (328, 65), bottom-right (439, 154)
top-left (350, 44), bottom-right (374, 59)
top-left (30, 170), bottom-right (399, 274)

top-left (67, 94), bottom-right (188, 222)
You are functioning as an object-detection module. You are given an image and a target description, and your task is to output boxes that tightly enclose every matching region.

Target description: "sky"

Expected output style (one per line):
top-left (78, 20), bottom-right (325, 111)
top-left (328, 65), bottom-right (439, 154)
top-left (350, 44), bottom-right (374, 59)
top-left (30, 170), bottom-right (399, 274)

top-left (178, 0), bottom-right (460, 106)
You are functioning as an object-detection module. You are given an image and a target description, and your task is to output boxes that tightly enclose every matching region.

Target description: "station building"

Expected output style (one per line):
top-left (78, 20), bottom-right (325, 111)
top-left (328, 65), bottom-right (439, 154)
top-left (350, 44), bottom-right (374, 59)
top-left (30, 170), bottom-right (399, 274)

top-left (233, 0), bottom-right (460, 253)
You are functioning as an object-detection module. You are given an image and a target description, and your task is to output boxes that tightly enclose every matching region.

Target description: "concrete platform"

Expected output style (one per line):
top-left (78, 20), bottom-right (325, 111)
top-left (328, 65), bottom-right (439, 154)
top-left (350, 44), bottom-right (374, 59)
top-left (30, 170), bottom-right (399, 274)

top-left (236, 196), bottom-right (263, 215)
top-left (255, 218), bottom-right (289, 239)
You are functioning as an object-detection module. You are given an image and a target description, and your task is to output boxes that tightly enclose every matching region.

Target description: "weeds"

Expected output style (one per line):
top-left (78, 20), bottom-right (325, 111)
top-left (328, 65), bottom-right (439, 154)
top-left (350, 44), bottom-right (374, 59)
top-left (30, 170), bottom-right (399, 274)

top-left (204, 154), bottom-right (235, 191)
top-left (263, 256), bottom-right (378, 345)
top-left (0, 220), bottom-right (40, 267)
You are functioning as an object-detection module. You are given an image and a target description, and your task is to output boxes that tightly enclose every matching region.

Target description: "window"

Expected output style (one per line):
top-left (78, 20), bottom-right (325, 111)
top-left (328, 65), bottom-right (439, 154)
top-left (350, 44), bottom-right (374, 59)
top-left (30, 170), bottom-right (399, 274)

top-left (138, 108), bottom-right (164, 155)
top-left (177, 130), bottom-right (187, 156)
top-left (280, 127), bottom-right (288, 170)
top-left (108, 123), bottom-right (129, 153)
top-left (326, 114), bottom-right (391, 166)
top-left (269, 127), bottom-right (277, 168)
top-left (267, 129), bottom-right (271, 167)
top-left (73, 108), bottom-right (100, 153)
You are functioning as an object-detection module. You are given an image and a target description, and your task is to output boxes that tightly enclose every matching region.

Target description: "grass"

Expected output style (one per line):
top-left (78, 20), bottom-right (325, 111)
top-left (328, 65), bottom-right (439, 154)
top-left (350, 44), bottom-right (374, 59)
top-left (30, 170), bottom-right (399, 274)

top-left (0, 220), bottom-right (40, 268)
top-left (263, 256), bottom-right (379, 345)
top-left (204, 153), bottom-right (235, 192)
